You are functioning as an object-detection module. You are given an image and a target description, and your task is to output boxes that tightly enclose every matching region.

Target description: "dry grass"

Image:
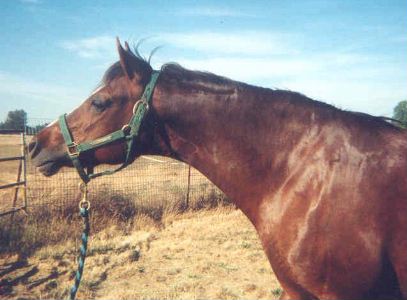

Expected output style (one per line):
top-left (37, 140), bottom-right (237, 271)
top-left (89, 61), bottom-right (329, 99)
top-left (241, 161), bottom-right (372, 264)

top-left (0, 207), bottom-right (281, 300)
top-left (1, 186), bottom-right (222, 257)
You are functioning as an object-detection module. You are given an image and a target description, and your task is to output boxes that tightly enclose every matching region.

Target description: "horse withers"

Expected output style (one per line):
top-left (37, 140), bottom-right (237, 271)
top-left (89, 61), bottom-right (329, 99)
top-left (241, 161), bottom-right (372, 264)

top-left (29, 39), bottom-right (407, 300)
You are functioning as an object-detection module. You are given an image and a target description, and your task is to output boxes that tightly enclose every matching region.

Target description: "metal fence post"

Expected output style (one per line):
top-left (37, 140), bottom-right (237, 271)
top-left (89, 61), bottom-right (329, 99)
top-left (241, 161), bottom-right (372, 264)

top-left (23, 114), bottom-right (27, 211)
top-left (186, 165), bottom-right (191, 208)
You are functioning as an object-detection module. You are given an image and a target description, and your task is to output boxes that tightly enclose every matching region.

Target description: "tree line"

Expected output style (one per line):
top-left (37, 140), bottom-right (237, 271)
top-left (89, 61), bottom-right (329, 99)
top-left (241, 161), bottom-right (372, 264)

top-left (0, 109), bottom-right (48, 133)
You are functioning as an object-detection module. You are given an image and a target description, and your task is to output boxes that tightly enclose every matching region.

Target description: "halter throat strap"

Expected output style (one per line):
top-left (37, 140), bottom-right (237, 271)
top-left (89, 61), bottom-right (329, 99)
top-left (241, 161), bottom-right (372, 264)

top-left (58, 71), bottom-right (160, 183)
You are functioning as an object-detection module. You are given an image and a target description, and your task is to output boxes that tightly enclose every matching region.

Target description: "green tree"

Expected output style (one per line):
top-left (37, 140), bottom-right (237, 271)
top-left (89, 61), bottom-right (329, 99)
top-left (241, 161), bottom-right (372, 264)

top-left (392, 100), bottom-right (407, 128)
top-left (0, 109), bottom-right (27, 130)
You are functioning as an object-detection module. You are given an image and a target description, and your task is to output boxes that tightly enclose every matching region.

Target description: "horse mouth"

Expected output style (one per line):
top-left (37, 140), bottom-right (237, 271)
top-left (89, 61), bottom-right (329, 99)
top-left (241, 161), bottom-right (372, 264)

top-left (36, 160), bottom-right (62, 176)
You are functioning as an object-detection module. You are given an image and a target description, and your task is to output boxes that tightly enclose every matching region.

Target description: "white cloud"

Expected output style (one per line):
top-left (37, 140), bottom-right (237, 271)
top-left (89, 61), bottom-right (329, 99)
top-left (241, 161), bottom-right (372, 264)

top-left (19, 0), bottom-right (41, 3)
top-left (177, 7), bottom-right (253, 17)
top-left (279, 77), bottom-right (405, 116)
top-left (55, 32), bottom-right (406, 116)
top-left (391, 35), bottom-right (407, 43)
top-left (60, 31), bottom-right (297, 60)
top-left (169, 52), bottom-right (375, 81)
top-left (0, 71), bottom-right (84, 104)
top-left (155, 30), bottom-right (406, 116)
top-left (0, 71), bottom-right (91, 120)
top-left (175, 57), bottom-right (317, 82)
top-left (60, 35), bottom-right (115, 59)
top-left (166, 52), bottom-right (405, 116)
top-left (157, 31), bottom-right (298, 56)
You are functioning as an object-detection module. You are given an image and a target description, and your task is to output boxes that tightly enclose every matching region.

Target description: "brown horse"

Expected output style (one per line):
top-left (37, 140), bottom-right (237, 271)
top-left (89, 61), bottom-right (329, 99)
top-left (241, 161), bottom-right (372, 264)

top-left (29, 39), bottom-right (407, 300)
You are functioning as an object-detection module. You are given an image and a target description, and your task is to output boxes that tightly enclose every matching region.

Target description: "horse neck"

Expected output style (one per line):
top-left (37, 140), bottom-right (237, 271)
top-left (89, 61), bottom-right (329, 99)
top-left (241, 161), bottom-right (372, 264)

top-left (151, 74), bottom-right (320, 218)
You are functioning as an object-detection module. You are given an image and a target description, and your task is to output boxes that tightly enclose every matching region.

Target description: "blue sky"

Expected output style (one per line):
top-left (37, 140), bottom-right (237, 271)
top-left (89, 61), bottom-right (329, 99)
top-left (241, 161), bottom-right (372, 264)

top-left (0, 0), bottom-right (406, 124)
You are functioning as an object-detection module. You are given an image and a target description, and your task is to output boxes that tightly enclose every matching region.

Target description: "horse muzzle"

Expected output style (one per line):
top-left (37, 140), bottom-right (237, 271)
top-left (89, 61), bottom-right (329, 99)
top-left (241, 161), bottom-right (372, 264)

top-left (28, 136), bottom-right (71, 176)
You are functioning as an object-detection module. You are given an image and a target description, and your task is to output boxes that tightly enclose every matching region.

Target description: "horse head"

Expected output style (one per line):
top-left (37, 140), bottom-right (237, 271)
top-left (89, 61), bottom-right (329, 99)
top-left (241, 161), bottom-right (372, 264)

top-left (29, 39), bottom-right (157, 177)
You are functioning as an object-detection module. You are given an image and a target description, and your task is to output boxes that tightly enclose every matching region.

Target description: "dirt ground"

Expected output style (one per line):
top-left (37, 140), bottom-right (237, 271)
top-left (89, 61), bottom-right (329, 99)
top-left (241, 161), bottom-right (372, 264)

top-left (0, 207), bottom-right (282, 299)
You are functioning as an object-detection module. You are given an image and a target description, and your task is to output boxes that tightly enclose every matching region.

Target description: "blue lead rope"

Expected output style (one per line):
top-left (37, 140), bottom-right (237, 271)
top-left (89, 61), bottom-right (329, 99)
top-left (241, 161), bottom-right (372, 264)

top-left (69, 207), bottom-right (90, 300)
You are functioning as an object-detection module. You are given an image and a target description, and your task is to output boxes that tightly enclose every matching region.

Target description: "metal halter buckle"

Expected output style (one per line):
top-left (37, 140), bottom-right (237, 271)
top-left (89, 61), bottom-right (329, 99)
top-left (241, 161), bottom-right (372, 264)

top-left (67, 142), bottom-right (79, 157)
top-left (133, 99), bottom-right (149, 114)
top-left (78, 182), bottom-right (90, 210)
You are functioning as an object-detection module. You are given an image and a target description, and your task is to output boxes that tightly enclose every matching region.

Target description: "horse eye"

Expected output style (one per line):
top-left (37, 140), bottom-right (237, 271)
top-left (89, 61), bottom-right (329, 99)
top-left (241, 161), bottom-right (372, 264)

top-left (91, 99), bottom-right (112, 112)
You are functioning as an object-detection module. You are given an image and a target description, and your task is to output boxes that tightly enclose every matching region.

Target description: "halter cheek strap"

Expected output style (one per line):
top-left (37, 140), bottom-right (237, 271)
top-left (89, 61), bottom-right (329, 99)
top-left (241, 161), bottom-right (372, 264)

top-left (58, 71), bottom-right (160, 183)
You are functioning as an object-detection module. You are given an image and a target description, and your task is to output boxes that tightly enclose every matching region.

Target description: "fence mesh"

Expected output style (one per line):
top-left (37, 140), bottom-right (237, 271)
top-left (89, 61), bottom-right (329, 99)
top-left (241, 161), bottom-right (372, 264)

top-left (1, 118), bottom-right (225, 214)
top-left (27, 153), bottom-right (221, 209)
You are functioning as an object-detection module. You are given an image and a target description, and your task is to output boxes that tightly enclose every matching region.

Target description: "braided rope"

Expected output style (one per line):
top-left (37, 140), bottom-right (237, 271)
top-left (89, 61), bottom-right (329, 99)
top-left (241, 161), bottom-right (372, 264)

top-left (69, 207), bottom-right (90, 300)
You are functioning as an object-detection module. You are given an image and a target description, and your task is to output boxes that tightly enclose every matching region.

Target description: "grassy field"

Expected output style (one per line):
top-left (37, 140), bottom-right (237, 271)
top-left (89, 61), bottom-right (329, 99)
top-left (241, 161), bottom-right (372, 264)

top-left (0, 133), bottom-right (282, 299)
top-left (0, 207), bottom-right (281, 299)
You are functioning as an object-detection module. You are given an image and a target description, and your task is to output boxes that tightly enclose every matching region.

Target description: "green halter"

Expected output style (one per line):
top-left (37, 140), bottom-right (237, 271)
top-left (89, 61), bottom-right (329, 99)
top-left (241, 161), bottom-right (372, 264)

top-left (58, 71), bottom-right (160, 183)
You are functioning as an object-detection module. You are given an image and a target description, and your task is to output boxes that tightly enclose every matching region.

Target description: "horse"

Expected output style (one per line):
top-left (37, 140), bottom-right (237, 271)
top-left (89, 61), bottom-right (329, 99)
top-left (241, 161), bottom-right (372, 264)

top-left (29, 38), bottom-right (407, 300)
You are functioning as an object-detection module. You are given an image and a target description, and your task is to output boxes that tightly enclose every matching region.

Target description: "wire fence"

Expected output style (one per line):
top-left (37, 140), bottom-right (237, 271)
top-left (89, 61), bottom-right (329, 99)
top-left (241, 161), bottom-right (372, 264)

top-left (1, 118), bottom-right (226, 214)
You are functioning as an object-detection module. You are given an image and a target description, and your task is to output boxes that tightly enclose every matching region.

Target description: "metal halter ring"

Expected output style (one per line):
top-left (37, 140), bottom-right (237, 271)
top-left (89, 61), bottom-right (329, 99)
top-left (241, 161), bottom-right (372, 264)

top-left (79, 199), bottom-right (91, 211)
top-left (121, 124), bottom-right (131, 134)
top-left (133, 99), bottom-right (149, 114)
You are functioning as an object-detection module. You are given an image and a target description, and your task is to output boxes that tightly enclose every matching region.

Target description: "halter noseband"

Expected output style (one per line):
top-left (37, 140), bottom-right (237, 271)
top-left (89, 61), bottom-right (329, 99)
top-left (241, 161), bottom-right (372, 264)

top-left (58, 71), bottom-right (160, 183)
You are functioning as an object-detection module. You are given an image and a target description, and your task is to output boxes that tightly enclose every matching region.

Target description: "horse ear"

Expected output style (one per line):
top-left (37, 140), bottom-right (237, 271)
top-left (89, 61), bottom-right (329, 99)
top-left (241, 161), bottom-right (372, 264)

top-left (124, 41), bottom-right (131, 51)
top-left (116, 37), bottom-right (151, 82)
top-left (117, 37), bottom-right (134, 80)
